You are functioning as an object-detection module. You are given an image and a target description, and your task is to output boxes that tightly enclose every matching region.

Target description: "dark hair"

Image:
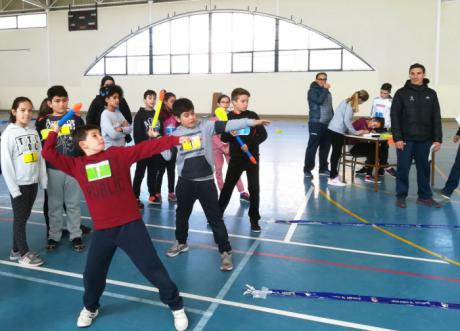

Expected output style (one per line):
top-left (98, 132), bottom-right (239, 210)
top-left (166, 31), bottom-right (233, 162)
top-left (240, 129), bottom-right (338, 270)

top-left (73, 124), bottom-right (101, 152)
top-left (164, 92), bottom-right (176, 102)
top-left (231, 88), bottom-right (250, 101)
top-left (10, 96), bottom-right (33, 123)
top-left (144, 89), bottom-right (157, 99)
top-left (371, 117), bottom-right (385, 130)
top-left (380, 83), bottom-right (392, 92)
top-left (315, 72), bottom-right (327, 79)
top-left (104, 84), bottom-right (123, 105)
top-left (47, 85), bottom-right (68, 100)
top-left (409, 63), bottom-right (425, 73)
top-left (172, 98), bottom-right (194, 117)
top-left (100, 75), bottom-right (115, 88)
top-left (217, 94), bottom-right (230, 104)
top-left (38, 98), bottom-right (52, 120)
top-left (161, 92), bottom-right (176, 112)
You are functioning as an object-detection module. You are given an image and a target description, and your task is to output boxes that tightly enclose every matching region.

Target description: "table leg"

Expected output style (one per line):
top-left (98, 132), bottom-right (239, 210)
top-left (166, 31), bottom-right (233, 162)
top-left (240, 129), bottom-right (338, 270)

top-left (374, 141), bottom-right (379, 192)
top-left (342, 141), bottom-right (346, 183)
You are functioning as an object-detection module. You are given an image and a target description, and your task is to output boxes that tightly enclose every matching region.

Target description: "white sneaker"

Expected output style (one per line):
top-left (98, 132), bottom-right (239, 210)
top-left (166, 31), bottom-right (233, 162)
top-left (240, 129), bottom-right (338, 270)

top-left (220, 252), bottom-right (233, 271)
top-left (172, 308), bottom-right (188, 331)
top-left (328, 176), bottom-right (346, 187)
top-left (77, 307), bottom-right (99, 327)
top-left (18, 251), bottom-right (44, 267)
top-left (9, 250), bottom-right (21, 261)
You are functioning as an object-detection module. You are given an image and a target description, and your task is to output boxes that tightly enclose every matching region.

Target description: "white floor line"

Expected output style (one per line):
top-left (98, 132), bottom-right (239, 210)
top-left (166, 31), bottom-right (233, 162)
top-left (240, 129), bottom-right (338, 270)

top-left (0, 270), bottom-right (207, 316)
top-left (0, 260), bottom-right (393, 331)
top-left (0, 206), bottom-right (446, 264)
top-left (283, 186), bottom-right (314, 242)
top-left (193, 240), bottom-right (261, 331)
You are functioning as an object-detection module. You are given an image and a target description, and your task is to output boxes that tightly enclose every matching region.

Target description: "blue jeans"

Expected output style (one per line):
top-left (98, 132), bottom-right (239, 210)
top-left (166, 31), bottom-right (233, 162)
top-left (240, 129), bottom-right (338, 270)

top-left (443, 143), bottom-right (460, 195)
top-left (396, 140), bottom-right (432, 199)
top-left (304, 122), bottom-right (331, 173)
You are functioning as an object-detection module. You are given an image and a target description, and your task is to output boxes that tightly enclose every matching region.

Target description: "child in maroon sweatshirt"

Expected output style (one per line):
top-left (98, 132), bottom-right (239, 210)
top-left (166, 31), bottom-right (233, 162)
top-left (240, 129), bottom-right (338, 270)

top-left (42, 123), bottom-right (189, 331)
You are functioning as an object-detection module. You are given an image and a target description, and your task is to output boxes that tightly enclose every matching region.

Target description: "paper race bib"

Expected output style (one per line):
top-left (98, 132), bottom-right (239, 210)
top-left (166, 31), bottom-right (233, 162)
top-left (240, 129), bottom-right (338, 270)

top-left (182, 135), bottom-right (202, 151)
top-left (40, 125), bottom-right (71, 140)
top-left (23, 152), bottom-right (38, 163)
top-left (85, 160), bottom-right (112, 182)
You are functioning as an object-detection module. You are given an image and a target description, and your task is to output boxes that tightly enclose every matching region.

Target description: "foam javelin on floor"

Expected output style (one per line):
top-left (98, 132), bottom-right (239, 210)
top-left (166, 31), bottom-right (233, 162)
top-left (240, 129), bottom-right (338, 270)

top-left (272, 220), bottom-right (460, 229)
top-left (243, 285), bottom-right (460, 310)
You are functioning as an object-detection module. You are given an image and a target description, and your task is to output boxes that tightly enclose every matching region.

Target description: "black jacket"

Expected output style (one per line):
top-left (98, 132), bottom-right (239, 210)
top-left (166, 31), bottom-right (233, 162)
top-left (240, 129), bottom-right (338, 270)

top-left (220, 110), bottom-right (267, 160)
top-left (390, 79), bottom-right (442, 143)
top-left (132, 107), bottom-right (163, 144)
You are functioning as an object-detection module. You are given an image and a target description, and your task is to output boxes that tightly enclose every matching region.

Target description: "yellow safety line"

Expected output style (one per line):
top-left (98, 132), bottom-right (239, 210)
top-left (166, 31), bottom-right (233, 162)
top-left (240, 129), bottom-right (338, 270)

top-left (435, 165), bottom-right (460, 196)
top-left (317, 188), bottom-right (460, 267)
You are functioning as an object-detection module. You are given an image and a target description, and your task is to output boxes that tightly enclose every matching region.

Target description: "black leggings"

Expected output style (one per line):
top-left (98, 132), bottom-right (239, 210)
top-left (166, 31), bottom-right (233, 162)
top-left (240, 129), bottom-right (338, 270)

top-left (329, 130), bottom-right (345, 179)
top-left (11, 184), bottom-right (38, 255)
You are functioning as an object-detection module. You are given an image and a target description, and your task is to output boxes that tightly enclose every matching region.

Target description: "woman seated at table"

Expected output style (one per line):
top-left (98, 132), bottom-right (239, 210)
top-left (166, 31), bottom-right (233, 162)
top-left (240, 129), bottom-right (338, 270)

top-left (347, 117), bottom-right (386, 183)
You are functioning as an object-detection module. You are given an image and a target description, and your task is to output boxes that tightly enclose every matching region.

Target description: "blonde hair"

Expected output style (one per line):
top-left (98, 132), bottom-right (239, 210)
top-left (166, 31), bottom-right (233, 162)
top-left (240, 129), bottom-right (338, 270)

top-left (346, 90), bottom-right (369, 113)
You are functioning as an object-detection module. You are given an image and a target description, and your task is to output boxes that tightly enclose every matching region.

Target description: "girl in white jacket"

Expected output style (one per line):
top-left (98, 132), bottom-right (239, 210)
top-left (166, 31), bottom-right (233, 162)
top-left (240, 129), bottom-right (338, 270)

top-left (1, 97), bottom-right (47, 266)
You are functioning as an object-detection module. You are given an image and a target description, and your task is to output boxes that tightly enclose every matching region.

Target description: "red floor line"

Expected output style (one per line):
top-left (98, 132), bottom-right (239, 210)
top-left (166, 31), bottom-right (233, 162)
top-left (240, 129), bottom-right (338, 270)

top-left (152, 237), bottom-right (460, 283)
top-left (253, 251), bottom-right (460, 283)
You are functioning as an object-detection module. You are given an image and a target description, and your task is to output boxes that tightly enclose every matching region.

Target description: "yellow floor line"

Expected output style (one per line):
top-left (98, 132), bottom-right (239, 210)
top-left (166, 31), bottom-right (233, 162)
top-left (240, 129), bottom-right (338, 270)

top-left (317, 188), bottom-right (460, 267)
top-left (435, 165), bottom-right (460, 196)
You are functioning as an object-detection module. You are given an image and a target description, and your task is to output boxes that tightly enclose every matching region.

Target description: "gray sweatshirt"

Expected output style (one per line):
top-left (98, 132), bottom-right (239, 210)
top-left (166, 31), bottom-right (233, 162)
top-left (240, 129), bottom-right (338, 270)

top-left (328, 100), bottom-right (359, 135)
top-left (164, 118), bottom-right (256, 180)
top-left (100, 109), bottom-right (132, 149)
top-left (1, 123), bottom-right (47, 198)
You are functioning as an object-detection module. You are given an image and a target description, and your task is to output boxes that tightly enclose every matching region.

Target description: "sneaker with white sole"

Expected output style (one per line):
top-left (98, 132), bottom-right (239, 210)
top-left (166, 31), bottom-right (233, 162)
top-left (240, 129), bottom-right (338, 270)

top-left (364, 175), bottom-right (382, 183)
top-left (166, 242), bottom-right (189, 257)
top-left (220, 251), bottom-right (233, 271)
top-left (328, 176), bottom-right (346, 187)
top-left (172, 308), bottom-right (188, 331)
top-left (9, 250), bottom-right (21, 261)
top-left (77, 307), bottom-right (99, 327)
top-left (18, 251), bottom-right (44, 267)
top-left (384, 167), bottom-right (397, 178)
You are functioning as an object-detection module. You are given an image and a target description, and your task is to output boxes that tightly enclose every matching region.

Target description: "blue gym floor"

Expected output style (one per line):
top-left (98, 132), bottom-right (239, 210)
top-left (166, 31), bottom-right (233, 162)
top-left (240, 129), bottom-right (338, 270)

top-left (1, 120), bottom-right (459, 331)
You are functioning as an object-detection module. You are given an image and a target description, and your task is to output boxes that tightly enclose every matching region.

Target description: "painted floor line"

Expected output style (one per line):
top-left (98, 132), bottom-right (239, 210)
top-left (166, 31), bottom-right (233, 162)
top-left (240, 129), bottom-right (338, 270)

top-left (0, 270), bottom-right (207, 316)
top-left (317, 188), bottom-right (460, 267)
top-left (0, 260), bottom-right (393, 331)
top-left (283, 186), bottom-right (314, 242)
top-left (0, 206), bottom-right (447, 265)
top-left (151, 238), bottom-right (460, 283)
top-left (193, 240), bottom-right (261, 331)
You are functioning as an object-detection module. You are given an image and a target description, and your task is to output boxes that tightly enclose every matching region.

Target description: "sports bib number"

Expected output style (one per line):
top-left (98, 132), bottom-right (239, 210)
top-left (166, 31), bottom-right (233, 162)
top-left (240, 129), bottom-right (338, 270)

top-left (23, 152), bottom-right (38, 163)
top-left (85, 160), bottom-right (112, 182)
top-left (182, 135), bottom-right (202, 151)
top-left (41, 125), bottom-right (71, 140)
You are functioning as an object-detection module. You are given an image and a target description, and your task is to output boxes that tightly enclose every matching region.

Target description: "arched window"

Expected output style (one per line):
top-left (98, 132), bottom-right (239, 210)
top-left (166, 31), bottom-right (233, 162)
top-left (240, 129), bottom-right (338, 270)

top-left (85, 10), bottom-right (372, 75)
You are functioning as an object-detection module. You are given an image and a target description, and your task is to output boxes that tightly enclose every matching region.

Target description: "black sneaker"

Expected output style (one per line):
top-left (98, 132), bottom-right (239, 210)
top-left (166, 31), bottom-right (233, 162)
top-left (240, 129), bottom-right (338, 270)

top-left (47, 239), bottom-right (59, 251)
top-left (72, 237), bottom-right (85, 252)
top-left (250, 219), bottom-right (261, 232)
top-left (81, 224), bottom-right (92, 234)
top-left (304, 171), bottom-right (313, 179)
top-left (355, 167), bottom-right (368, 176)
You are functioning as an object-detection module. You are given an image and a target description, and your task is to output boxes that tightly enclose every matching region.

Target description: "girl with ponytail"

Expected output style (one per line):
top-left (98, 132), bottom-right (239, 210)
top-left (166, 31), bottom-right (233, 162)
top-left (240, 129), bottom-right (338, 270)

top-left (327, 90), bottom-right (370, 186)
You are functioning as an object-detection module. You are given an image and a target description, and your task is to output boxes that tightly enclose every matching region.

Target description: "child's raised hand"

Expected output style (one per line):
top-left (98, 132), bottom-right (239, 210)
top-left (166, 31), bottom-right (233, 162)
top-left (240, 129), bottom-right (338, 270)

top-left (240, 144), bottom-right (249, 153)
top-left (254, 119), bottom-right (271, 126)
top-left (230, 130), bottom-right (237, 136)
top-left (51, 122), bottom-right (60, 133)
top-left (148, 129), bottom-right (159, 138)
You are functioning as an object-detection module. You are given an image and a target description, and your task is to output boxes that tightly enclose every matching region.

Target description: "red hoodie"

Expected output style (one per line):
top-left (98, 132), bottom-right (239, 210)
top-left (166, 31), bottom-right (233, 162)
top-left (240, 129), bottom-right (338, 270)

top-left (42, 131), bottom-right (179, 230)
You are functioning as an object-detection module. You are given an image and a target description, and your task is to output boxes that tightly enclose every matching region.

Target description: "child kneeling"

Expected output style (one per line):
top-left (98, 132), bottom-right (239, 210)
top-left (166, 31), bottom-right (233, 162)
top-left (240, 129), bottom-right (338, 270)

top-left (42, 124), bottom-right (189, 330)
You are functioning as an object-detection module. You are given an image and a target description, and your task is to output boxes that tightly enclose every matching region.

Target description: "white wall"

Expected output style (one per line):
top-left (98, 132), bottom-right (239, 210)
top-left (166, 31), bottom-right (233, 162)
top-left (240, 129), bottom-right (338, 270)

top-left (0, 0), bottom-right (457, 118)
